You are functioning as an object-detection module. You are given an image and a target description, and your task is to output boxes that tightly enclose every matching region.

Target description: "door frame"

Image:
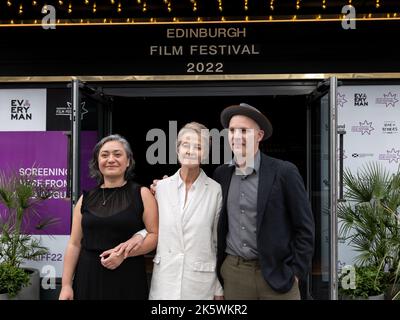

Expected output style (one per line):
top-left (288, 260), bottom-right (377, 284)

top-left (306, 76), bottom-right (338, 300)
top-left (70, 79), bottom-right (114, 205)
top-left (71, 78), bottom-right (336, 299)
top-left (329, 77), bottom-right (338, 300)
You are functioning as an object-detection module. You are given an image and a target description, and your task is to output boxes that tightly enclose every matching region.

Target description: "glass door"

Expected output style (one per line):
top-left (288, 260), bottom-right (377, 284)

top-left (308, 77), bottom-right (338, 300)
top-left (70, 79), bottom-right (113, 206)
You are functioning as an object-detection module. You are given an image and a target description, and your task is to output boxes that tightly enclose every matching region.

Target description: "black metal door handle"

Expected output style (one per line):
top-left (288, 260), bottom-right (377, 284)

top-left (337, 125), bottom-right (346, 201)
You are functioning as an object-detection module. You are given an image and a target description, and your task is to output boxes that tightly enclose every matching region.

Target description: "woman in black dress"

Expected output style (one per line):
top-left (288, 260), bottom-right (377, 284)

top-left (59, 134), bottom-right (158, 300)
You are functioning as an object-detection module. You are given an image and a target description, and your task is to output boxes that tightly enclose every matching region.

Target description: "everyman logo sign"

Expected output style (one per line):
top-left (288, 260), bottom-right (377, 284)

top-left (10, 99), bottom-right (32, 120)
top-left (0, 89), bottom-right (46, 131)
top-left (354, 93), bottom-right (368, 106)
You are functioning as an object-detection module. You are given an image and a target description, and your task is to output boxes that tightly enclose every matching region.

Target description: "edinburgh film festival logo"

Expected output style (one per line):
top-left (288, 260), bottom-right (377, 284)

top-left (337, 93), bottom-right (348, 107)
top-left (376, 92), bottom-right (399, 107)
top-left (55, 102), bottom-right (88, 120)
top-left (351, 120), bottom-right (374, 135)
top-left (354, 93), bottom-right (368, 106)
top-left (9, 98), bottom-right (32, 120)
top-left (379, 148), bottom-right (400, 163)
top-left (382, 120), bottom-right (398, 134)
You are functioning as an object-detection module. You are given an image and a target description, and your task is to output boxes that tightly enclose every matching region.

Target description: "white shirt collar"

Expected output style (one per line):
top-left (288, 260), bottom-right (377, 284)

top-left (177, 169), bottom-right (202, 190)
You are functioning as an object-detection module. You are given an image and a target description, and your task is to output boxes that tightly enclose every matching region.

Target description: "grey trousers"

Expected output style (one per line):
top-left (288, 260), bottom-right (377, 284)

top-left (221, 254), bottom-right (301, 300)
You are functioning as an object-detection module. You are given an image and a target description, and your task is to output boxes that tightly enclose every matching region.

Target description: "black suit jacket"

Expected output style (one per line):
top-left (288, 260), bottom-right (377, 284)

top-left (213, 153), bottom-right (315, 293)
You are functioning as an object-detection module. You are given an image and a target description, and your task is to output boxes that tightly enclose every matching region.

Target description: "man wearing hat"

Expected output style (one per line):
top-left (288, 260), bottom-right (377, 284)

top-left (214, 103), bottom-right (315, 300)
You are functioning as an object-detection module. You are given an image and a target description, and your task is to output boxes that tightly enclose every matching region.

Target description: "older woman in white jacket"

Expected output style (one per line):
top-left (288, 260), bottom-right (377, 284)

top-left (149, 122), bottom-right (223, 300)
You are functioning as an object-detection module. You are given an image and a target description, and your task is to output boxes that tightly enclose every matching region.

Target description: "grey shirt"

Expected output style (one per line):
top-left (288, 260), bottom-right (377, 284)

top-left (225, 151), bottom-right (260, 260)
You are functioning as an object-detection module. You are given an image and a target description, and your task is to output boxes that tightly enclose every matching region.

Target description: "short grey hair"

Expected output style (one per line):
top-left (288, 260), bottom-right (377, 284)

top-left (89, 134), bottom-right (135, 183)
top-left (177, 122), bottom-right (210, 163)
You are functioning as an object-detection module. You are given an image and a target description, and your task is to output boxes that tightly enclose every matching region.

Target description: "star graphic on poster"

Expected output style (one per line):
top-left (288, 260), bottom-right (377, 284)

top-left (386, 148), bottom-right (400, 163)
top-left (359, 120), bottom-right (374, 135)
top-left (383, 92), bottom-right (399, 107)
top-left (66, 102), bottom-right (88, 120)
top-left (337, 93), bottom-right (348, 108)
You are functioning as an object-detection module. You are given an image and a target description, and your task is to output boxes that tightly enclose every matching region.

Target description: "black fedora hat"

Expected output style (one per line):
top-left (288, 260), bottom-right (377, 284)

top-left (220, 103), bottom-right (273, 141)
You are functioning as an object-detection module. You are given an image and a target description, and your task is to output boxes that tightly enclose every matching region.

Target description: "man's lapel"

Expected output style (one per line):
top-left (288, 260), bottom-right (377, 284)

top-left (221, 165), bottom-right (235, 209)
top-left (257, 154), bottom-right (278, 235)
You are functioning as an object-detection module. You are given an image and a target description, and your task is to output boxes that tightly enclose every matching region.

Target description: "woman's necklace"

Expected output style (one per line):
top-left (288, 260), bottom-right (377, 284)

top-left (101, 181), bottom-right (127, 206)
top-left (101, 188), bottom-right (117, 206)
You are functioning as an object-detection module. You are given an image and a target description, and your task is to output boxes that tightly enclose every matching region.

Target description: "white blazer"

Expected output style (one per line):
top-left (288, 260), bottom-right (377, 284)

top-left (149, 169), bottom-right (223, 300)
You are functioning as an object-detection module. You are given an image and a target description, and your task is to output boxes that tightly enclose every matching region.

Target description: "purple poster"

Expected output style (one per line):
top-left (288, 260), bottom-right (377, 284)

top-left (0, 131), bottom-right (97, 235)
top-left (81, 131), bottom-right (98, 192)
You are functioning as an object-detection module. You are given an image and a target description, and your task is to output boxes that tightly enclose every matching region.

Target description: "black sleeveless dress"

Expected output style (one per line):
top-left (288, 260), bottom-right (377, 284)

top-left (72, 180), bottom-right (148, 300)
